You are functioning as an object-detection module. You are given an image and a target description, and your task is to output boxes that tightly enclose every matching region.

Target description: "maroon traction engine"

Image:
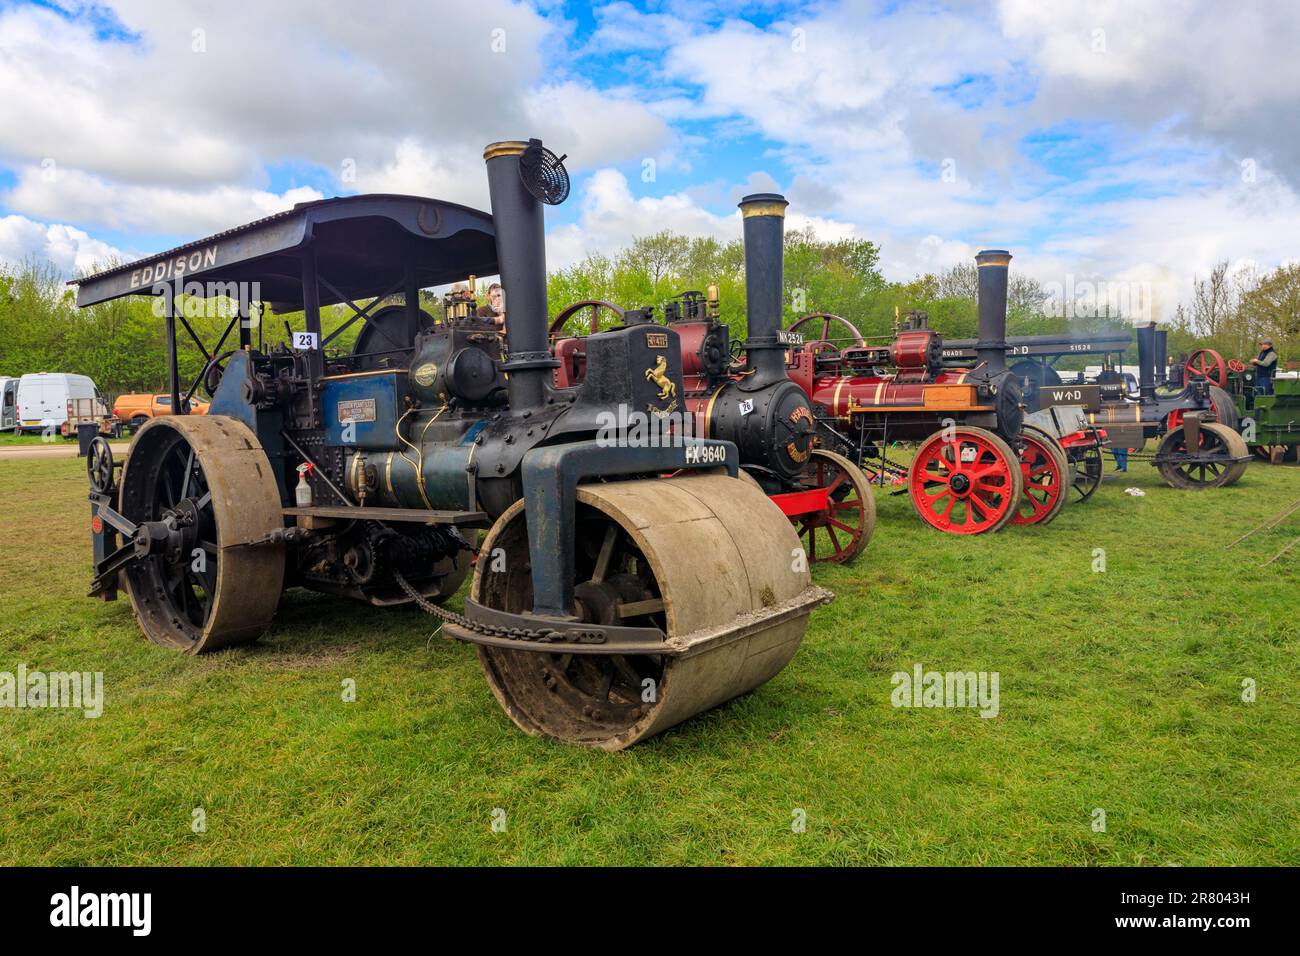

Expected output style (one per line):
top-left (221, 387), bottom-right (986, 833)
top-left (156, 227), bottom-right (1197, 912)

top-left (783, 250), bottom-right (1073, 534)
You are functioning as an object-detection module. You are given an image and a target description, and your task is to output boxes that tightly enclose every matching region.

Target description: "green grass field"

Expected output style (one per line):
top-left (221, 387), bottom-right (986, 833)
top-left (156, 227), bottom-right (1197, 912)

top-left (0, 431), bottom-right (69, 445)
top-left (1, 451), bottom-right (1297, 865)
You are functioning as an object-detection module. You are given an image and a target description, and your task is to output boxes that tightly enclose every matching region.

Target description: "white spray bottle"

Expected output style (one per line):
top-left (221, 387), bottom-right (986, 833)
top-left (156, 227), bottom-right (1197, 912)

top-left (295, 463), bottom-right (313, 507)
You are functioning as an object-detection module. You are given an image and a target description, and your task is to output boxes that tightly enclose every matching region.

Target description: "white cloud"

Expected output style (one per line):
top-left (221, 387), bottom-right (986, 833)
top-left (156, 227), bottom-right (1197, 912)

top-left (6, 165), bottom-right (323, 237)
top-left (545, 167), bottom-right (860, 269)
top-left (0, 215), bottom-right (124, 275)
top-left (547, 169), bottom-right (738, 267)
top-left (0, 0), bottom-right (672, 234)
top-left (6, 0), bottom-right (1300, 321)
top-left (523, 82), bottom-right (670, 170)
top-left (1001, 0), bottom-right (1300, 180)
top-left (575, 0), bottom-right (1300, 317)
top-left (351, 140), bottom-right (487, 208)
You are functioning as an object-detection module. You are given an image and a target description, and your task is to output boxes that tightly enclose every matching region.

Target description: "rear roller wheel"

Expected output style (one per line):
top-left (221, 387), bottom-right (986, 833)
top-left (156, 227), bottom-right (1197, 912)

top-left (1156, 421), bottom-right (1249, 490)
top-left (473, 474), bottom-right (817, 750)
top-left (117, 416), bottom-right (285, 652)
top-left (908, 426), bottom-right (1023, 534)
top-left (1011, 426), bottom-right (1069, 526)
top-left (792, 449), bottom-right (875, 563)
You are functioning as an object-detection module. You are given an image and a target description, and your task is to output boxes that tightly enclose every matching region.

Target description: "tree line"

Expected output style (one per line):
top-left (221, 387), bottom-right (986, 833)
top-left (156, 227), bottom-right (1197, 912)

top-left (1170, 260), bottom-right (1300, 364)
top-left (2, 232), bottom-right (1293, 400)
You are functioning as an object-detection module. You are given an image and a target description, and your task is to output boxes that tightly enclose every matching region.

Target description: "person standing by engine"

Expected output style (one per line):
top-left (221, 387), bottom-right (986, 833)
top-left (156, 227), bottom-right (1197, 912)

top-left (1250, 338), bottom-right (1279, 396)
top-left (477, 282), bottom-right (505, 331)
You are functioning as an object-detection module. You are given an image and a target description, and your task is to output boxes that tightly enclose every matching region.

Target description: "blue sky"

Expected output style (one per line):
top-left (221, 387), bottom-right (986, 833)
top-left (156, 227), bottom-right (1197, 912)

top-left (2, 0), bottom-right (1298, 320)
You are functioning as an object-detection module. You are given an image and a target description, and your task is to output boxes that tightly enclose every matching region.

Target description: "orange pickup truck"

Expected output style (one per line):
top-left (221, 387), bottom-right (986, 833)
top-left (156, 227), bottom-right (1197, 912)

top-left (113, 393), bottom-right (210, 431)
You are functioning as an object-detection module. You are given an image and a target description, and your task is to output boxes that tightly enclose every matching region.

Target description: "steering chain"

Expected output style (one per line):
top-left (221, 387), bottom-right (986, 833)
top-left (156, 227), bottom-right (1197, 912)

top-left (391, 569), bottom-right (605, 645)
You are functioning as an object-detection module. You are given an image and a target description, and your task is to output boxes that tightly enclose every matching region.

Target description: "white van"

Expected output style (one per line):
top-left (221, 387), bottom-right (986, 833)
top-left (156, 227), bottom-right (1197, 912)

top-left (15, 373), bottom-right (105, 436)
top-left (0, 377), bottom-right (17, 431)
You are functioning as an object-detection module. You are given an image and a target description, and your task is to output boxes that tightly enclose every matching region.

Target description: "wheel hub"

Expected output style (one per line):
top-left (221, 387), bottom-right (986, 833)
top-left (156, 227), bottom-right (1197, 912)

top-left (132, 504), bottom-right (198, 564)
top-left (909, 426), bottom-right (1024, 535)
top-left (574, 574), bottom-right (649, 626)
top-left (573, 580), bottom-right (622, 625)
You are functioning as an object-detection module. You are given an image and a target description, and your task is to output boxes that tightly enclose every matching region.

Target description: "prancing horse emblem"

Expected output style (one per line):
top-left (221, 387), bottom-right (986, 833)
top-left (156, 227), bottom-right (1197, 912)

top-left (645, 355), bottom-right (676, 401)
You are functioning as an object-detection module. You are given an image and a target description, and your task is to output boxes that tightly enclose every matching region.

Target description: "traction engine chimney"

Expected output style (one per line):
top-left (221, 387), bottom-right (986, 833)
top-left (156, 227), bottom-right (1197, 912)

top-left (484, 140), bottom-right (557, 411)
top-left (1137, 321), bottom-right (1157, 402)
top-left (975, 249), bottom-right (1012, 376)
top-left (1153, 327), bottom-right (1169, 387)
top-left (739, 193), bottom-right (789, 389)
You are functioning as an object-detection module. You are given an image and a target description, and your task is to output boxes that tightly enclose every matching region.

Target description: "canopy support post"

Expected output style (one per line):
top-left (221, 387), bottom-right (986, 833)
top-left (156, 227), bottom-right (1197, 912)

top-left (301, 241), bottom-right (323, 383)
top-left (403, 244), bottom-right (420, 345)
top-left (165, 296), bottom-right (183, 414)
top-left (238, 296), bottom-right (252, 350)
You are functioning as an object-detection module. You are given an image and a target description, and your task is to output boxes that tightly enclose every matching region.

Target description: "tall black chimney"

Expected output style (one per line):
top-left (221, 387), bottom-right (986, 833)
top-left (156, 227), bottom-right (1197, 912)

top-left (739, 193), bottom-right (789, 389)
top-left (1137, 321), bottom-right (1156, 401)
top-left (974, 249), bottom-right (1011, 376)
top-left (484, 140), bottom-right (556, 411)
top-left (1154, 327), bottom-right (1169, 386)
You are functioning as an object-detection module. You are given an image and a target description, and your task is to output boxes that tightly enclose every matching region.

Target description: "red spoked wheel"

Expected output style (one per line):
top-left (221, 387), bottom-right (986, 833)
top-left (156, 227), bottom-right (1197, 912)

top-left (908, 426), bottom-right (1023, 534)
top-left (792, 449), bottom-right (876, 564)
top-left (1228, 358), bottom-right (1247, 374)
top-left (1011, 426), bottom-right (1069, 526)
top-left (1186, 349), bottom-right (1228, 388)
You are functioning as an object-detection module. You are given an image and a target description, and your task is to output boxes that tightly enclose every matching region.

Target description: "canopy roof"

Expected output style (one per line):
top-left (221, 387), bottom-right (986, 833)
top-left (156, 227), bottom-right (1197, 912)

top-left (70, 194), bottom-right (498, 309)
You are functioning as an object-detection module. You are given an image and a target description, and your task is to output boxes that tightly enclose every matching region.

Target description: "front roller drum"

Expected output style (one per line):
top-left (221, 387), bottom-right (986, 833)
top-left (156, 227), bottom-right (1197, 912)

top-left (117, 415), bottom-right (285, 653)
top-left (472, 474), bottom-right (829, 750)
top-left (908, 426), bottom-right (1023, 534)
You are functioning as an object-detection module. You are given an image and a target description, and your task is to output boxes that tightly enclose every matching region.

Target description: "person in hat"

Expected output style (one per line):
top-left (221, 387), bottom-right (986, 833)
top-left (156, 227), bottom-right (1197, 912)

top-left (1250, 337), bottom-right (1279, 396)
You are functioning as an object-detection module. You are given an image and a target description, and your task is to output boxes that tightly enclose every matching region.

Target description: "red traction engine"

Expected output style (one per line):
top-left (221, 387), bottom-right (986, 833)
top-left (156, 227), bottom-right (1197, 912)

top-left (787, 251), bottom-right (1070, 534)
